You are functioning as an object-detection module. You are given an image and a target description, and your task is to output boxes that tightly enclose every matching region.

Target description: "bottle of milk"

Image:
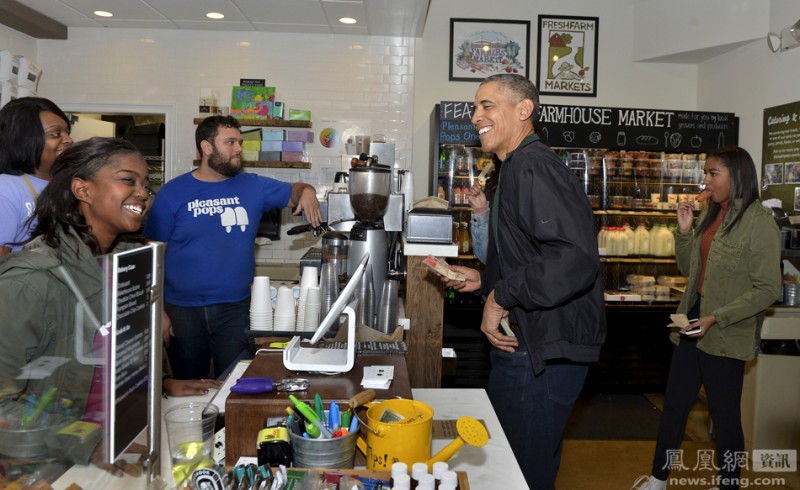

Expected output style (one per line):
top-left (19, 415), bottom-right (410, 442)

top-left (634, 222), bottom-right (650, 255)
top-left (622, 222), bottom-right (635, 254)
top-left (597, 226), bottom-right (608, 249)
top-left (654, 224), bottom-right (675, 257)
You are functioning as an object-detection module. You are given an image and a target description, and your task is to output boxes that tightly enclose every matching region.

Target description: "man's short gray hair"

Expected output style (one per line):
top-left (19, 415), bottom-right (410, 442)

top-left (480, 74), bottom-right (541, 121)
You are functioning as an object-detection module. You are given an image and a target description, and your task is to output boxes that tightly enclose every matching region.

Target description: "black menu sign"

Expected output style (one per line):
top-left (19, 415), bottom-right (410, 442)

top-left (107, 245), bottom-right (155, 460)
top-left (539, 104), bottom-right (738, 153)
top-left (436, 101), bottom-right (738, 153)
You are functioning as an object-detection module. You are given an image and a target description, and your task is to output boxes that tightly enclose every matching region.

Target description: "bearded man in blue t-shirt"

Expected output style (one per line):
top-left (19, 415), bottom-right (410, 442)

top-left (144, 116), bottom-right (322, 379)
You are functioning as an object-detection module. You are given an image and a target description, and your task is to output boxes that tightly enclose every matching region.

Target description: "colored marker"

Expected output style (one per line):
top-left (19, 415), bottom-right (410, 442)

top-left (349, 413), bottom-right (359, 433)
top-left (289, 395), bottom-right (331, 438)
top-left (314, 393), bottom-right (325, 421)
top-left (328, 401), bottom-right (340, 431)
top-left (289, 395), bottom-right (320, 424)
top-left (23, 387), bottom-right (57, 429)
top-left (286, 406), bottom-right (319, 438)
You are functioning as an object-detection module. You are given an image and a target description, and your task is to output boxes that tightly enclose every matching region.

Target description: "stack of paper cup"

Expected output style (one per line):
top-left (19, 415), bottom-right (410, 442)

top-left (296, 266), bottom-right (318, 331)
top-left (355, 264), bottom-right (375, 329)
top-left (250, 276), bottom-right (273, 330)
top-left (273, 286), bottom-right (296, 331)
top-left (303, 286), bottom-right (322, 331)
top-left (319, 263), bottom-right (339, 318)
top-left (376, 279), bottom-right (400, 335)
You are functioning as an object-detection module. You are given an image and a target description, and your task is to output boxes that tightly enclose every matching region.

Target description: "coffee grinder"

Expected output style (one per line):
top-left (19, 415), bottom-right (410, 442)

top-left (347, 166), bottom-right (392, 300)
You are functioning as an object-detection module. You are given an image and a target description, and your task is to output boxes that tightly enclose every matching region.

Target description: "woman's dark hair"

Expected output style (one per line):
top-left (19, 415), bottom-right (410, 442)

top-left (195, 115), bottom-right (241, 154)
top-left (695, 146), bottom-right (760, 236)
top-left (30, 137), bottom-right (143, 256)
top-left (0, 97), bottom-right (71, 175)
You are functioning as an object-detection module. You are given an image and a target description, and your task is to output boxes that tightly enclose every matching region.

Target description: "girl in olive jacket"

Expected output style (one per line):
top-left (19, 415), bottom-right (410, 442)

top-left (640, 147), bottom-right (782, 490)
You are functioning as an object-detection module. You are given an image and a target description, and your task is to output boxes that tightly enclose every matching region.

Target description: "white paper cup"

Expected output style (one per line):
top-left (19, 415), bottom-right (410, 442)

top-left (300, 266), bottom-right (319, 289)
top-left (250, 276), bottom-right (272, 314)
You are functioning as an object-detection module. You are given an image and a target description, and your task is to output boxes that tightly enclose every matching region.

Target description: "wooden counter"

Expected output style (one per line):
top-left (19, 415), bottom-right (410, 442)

top-left (224, 351), bottom-right (412, 465)
top-left (402, 237), bottom-right (458, 388)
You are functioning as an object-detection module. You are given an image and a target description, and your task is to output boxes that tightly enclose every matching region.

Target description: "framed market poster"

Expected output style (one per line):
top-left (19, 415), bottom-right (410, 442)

top-left (537, 15), bottom-right (599, 97)
top-left (449, 18), bottom-right (530, 82)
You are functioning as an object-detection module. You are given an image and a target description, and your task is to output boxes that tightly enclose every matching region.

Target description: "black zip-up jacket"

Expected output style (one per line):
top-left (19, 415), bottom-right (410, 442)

top-left (480, 135), bottom-right (606, 374)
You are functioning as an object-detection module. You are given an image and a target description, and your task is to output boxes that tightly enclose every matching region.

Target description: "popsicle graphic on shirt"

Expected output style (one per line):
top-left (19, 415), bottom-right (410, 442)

top-left (235, 206), bottom-right (249, 232)
top-left (221, 208), bottom-right (236, 233)
top-left (220, 206), bottom-right (250, 233)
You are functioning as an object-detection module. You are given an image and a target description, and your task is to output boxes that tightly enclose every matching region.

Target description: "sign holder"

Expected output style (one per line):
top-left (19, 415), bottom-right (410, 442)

top-left (283, 253), bottom-right (368, 373)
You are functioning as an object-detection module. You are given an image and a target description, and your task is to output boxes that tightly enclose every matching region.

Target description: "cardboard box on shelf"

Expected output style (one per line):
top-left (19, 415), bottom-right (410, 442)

top-left (281, 141), bottom-right (304, 152)
top-left (286, 130), bottom-right (314, 142)
top-left (262, 130), bottom-right (285, 141)
top-left (0, 50), bottom-right (19, 82)
top-left (288, 109), bottom-right (311, 121)
top-left (14, 56), bottom-right (42, 90)
top-left (604, 291), bottom-right (642, 302)
top-left (281, 151), bottom-right (304, 162)
top-left (0, 82), bottom-right (17, 107)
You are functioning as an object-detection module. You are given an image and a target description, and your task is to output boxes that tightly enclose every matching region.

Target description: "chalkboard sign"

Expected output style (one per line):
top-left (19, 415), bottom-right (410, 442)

top-left (539, 105), bottom-right (737, 152)
top-left (436, 101), bottom-right (738, 153)
top-left (436, 101), bottom-right (480, 146)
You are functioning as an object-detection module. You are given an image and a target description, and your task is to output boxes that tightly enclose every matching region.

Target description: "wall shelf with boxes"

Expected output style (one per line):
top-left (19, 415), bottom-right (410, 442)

top-left (192, 118), bottom-right (313, 168)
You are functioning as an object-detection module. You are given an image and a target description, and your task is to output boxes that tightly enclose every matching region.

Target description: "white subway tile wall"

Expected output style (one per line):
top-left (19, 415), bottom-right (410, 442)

top-left (35, 28), bottom-right (416, 263)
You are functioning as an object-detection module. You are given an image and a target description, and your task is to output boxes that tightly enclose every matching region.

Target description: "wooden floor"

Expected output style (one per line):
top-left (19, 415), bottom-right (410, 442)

top-left (555, 394), bottom-right (799, 490)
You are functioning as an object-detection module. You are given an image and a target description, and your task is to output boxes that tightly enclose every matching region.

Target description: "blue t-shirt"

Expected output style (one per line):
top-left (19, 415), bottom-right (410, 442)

top-left (143, 171), bottom-right (291, 306)
top-left (0, 174), bottom-right (48, 251)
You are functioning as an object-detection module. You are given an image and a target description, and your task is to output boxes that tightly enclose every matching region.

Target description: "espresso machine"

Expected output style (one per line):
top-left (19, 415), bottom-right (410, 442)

top-left (347, 166), bottom-right (393, 299)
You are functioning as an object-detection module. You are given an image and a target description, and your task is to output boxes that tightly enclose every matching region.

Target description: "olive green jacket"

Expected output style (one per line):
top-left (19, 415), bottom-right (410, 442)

top-left (0, 229), bottom-right (139, 412)
top-left (672, 199), bottom-right (782, 361)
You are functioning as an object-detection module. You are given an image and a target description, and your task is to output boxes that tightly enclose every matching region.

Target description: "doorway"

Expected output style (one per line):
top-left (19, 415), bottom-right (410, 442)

top-left (59, 102), bottom-right (175, 193)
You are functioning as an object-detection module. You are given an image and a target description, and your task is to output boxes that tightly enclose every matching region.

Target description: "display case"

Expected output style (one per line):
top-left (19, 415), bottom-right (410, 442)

top-left (557, 147), bottom-right (709, 304)
top-left (429, 102), bottom-right (495, 261)
top-left (433, 144), bottom-right (494, 259)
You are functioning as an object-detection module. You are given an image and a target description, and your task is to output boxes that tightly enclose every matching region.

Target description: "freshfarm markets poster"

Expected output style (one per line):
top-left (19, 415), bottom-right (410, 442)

top-left (537, 15), bottom-right (599, 97)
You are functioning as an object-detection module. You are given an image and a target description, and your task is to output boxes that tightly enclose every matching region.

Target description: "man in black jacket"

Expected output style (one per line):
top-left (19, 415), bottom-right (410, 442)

top-left (442, 74), bottom-right (606, 489)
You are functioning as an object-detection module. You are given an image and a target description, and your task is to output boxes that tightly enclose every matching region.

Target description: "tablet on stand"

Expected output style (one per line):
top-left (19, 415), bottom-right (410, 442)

top-left (282, 253), bottom-right (369, 373)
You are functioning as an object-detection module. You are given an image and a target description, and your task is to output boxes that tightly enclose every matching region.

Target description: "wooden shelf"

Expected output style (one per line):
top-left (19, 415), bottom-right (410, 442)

top-left (594, 209), bottom-right (688, 216)
top-left (192, 160), bottom-right (311, 169)
top-left (192, 118), bottom-right (311, 128)
top-left (601, 257), bottom-right (677, 264)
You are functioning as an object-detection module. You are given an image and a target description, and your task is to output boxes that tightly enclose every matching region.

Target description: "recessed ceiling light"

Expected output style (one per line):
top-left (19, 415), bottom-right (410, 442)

top-left (339, 17), bottom-right (357, 25)
top-left (94, 10), bottom-right (113, 18)
top-left (238, 41), bottom-right (252, 47)
top-left (206, 12), bottom-right (225, 20)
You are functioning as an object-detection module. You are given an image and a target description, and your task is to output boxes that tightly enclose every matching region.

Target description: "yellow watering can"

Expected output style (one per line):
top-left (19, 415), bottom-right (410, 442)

top-left (348, 390), bottom-right (489, 471)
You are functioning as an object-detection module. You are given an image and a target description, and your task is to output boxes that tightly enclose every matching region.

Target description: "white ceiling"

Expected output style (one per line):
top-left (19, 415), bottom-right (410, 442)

top-left (9, 0), bottom-right (430, 37)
